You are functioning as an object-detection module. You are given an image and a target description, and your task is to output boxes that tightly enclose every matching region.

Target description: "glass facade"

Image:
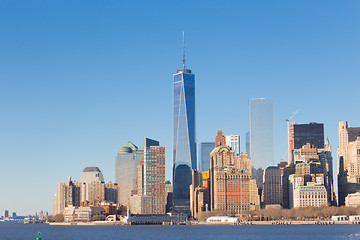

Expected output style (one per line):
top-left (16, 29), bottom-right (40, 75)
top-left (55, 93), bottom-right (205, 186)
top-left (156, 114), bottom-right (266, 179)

top-left (249, 98), bottom-right (274, 169)
top-left (115, 142), bottom-right (143, 206)
top-left (293, 123), bottom-right (324, 149)
top-left (173, 69), bottom-right (196, 213)
top-left (198, 142), bottom-right (215, 171)
top-left (225, 135), bottom-right (240, 155)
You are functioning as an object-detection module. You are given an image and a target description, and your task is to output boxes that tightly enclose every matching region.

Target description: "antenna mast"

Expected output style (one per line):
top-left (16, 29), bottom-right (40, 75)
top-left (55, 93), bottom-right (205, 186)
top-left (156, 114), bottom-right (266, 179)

top-left (182, 31), bottom-right (185, 70)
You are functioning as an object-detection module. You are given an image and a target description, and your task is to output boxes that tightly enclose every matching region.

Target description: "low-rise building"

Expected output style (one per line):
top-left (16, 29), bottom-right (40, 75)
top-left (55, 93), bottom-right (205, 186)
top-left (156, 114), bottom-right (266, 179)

top-left (293, 185), bottom-right (327, 208)
top-left (345, 192), bottom-right (360, 207)
top-left (206, 216), bottom-right (239, 223)
top-left (124, 210), bottom-right (187, 224)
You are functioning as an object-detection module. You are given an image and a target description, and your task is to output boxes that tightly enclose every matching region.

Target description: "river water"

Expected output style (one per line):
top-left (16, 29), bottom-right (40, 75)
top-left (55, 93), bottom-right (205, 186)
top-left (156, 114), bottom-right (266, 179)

top-left (1, 222), bottom-right (360, 240)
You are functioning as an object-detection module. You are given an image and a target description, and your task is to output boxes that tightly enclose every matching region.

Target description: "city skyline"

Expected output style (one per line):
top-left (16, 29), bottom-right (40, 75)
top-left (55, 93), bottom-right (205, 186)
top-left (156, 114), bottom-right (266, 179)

top-left (1, 1), bottom-right (359, 215)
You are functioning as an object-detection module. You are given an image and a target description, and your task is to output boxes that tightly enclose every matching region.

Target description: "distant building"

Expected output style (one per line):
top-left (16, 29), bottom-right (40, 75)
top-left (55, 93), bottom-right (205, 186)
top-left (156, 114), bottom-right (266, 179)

top-left (289, 122), bottom-right (324, 164)
top-left (249, 179), bottom-right (260, 211)
top-left (225, 135), bottom-right (240, 155)
top-left (64, 206), bottom-right (105, 222)
top-left (143, 138), bottom-right (165, 214)
top-left (172, 50), bottom-right (197, 214)
top-left (80, 167), bottom-right (104, 183)
top-left (165, 181), bottom-right (173, 213)
top-left (198, 142), bottom-right (215, 171)
top-left (345, 192), bottom-right (360, 207)
top-left (54, 173), bottom-right (118, 215)
top-left (115, 141), bottom-right (143, 206)
top-left (338, 121), bottom-right (360, 206)
top-left (54, 177), bottom-right (85, 215)
top-left (293, 185), bottom-right (327, 208)
top-left (245, 132), bottom-right (250, 155)
top-left (210, 137), bottom-right (253, 213)
top-left (11, 212), bottom-right (16, 218)
top-left (190, 170), bottom-right (210, 218)
top-left (129, 195), bottom-right (153, 214)
top-left (249, 98), bottom-right (274, 169)
top-left (263, 166), bottom-right (282, 206)
top-left (3, 210), bottom-right (9, 218)
top-left (125, 210), bottom-right (187, 224)
top-left (129, 138), bottom-right (165, 214)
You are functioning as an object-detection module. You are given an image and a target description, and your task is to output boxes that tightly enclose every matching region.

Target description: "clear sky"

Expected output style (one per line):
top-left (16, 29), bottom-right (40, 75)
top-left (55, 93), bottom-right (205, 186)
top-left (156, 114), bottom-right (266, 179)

top-left (0, 1), bottom-right (359, 215)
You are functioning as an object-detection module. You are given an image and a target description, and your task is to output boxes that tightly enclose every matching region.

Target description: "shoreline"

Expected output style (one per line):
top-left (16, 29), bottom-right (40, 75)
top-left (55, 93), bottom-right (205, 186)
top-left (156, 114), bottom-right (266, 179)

top-left (48, 220), bottom-right (358, 226)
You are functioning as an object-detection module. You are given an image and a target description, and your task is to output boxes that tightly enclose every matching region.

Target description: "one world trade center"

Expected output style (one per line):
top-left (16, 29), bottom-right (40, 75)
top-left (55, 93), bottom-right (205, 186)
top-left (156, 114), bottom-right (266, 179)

top-left (172, 33), bottom-right (196, 214)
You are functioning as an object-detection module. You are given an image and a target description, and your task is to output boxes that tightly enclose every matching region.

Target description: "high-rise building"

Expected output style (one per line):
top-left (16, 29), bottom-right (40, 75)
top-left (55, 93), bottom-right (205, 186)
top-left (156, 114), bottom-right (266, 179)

top-left (246, 132), bottom-right (250, 155)
top-left (54, 177), bottom-right (85, 215)
top-left (289, 122), bottom-right (324, 164)
top-left (263, 166), bottom-right (282, 206)
top-left (173, 34), bottom-right (196, 214)
top-left (225, 135), bottom-right (240, 155)
top-left (198, 142), bottom-right (215, 171)
top-left (338, 121), bottom-right (360, 206)
top-left (80, 167), bottom-right (104, 183)
top-left (115, 141), bottom-right (143, 206)
top-left (209, 131), bottom-right (257, 214)
top-left (129, 138), bottom-right (166, 214)
top-left (144, 138), bottom-right (165, 214)
top-left (80, 167), bottom-right (105, 202)
top-left (3, 210), bottom-right (9, 218)
top-left (286, 143), bottom-right (335, 208)
top-left (249, 98), bottom-right (274, 169)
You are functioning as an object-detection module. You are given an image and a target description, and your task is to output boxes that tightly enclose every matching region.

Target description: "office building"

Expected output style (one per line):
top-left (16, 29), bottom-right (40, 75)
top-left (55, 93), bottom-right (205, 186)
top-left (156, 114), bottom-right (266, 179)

top-left (249, 98), bottom-right (274, 169)
top-left (225, 135), bottom-right (240, 155)
top-left (246, 131), bottom-right (250, 155)
top-left (115, 141), bottom-right (143, 206)
top-left (263, 166), bottom-right (282, 206)
top-left (54, 177), bottom-right (85, 215)
top-left (209, 131), bottom-right (255, 213)
top-left (129, 138), bottom-right (165, 214)
top-left (345, 192), bottom-right (360, 207)
top-left (190, 170), bottom-right (210, 218)
top-left (289, 122), bottom-right (324, 164)
top-left (293, 185), bottom-right (328, 208)
top-left (80, 167), bottom-right (104, 183)
top-left (80, 167), bottom-right (105, 202)
top-left (143, 138), bottom-right (165, 214)
top-left (173, 36), bottom-right (196, 214)
top-left (338, 121), bottom-right (360, 206)
top-left (198, 142), bottom-right (215, 171)
top-left (3, 210), bottom-right (9, 218)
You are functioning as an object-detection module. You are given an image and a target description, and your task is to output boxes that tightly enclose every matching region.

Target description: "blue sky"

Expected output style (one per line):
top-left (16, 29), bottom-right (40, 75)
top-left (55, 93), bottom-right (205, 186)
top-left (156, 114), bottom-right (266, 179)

top-left (0, 1), bottom-right (359, 215)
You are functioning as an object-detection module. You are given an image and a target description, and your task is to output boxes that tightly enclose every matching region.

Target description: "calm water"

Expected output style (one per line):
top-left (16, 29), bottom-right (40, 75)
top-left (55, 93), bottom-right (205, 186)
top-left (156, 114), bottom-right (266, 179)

top-left (1, 222), bottom-right (360, 240)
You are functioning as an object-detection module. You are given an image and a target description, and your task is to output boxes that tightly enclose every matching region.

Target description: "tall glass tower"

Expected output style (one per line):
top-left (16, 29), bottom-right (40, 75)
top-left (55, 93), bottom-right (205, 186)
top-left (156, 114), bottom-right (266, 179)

top-left (172, 33), bottom-right (196, 214)
top-left (249, 98), bottom-right (274, 169)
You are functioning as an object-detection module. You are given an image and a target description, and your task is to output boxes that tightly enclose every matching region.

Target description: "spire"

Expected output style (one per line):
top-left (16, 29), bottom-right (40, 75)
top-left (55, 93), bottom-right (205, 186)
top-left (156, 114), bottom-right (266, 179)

top-left (325, 136), bottom-right (330, 146)
top-left (182, 31), bottom-right (185, 70)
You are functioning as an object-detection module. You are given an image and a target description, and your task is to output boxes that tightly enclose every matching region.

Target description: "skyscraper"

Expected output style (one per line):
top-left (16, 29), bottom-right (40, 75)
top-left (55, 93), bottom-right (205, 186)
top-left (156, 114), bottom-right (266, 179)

top-left (115, 141), bottom-right (143, 206)
top-left (198, 142), bottom-right (215, 171)
top-left (173, 33), bottom-right (196, 214)
top-left (144, 138), bottom-right (165, 214)
top-left (289, 122), bottom-right (324, 164)
top-left (249, 98), bottom-right (274, 169)
top-left (246, 131), bottom-right (250, 155)
top-left (338, 121), bottom-right (360, 206)
top-left (225, 135), bottom-right (240, 155)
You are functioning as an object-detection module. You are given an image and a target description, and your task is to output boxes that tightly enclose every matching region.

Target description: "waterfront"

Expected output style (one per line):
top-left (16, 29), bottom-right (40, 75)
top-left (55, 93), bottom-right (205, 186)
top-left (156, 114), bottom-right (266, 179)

top-left (1, 222), bottom-right (360, 240)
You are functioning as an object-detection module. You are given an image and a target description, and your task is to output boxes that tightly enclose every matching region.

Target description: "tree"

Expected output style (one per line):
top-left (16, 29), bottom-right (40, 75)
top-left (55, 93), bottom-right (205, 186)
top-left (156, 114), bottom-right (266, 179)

top-left (49, 214), bottom-right (64, 222)
top-left (91, 214), bottom-right (106, 221)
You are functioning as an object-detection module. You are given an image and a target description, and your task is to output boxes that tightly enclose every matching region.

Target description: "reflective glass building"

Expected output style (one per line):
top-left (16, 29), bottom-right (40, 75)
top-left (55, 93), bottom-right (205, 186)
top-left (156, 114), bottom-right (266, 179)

top-left (249, 98), bottom-right (274, 169)
top-left (115, 141), bottom-right (143, 206)
top-left (173, 68), bottom-right (196, 213)
top-left (198, 142), bottom-right (215, 171)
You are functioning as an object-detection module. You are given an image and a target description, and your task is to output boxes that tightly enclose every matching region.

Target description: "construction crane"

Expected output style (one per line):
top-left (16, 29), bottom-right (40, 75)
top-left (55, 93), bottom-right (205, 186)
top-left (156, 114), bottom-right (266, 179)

top-left (285, 109), bottom-right (300, 163)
